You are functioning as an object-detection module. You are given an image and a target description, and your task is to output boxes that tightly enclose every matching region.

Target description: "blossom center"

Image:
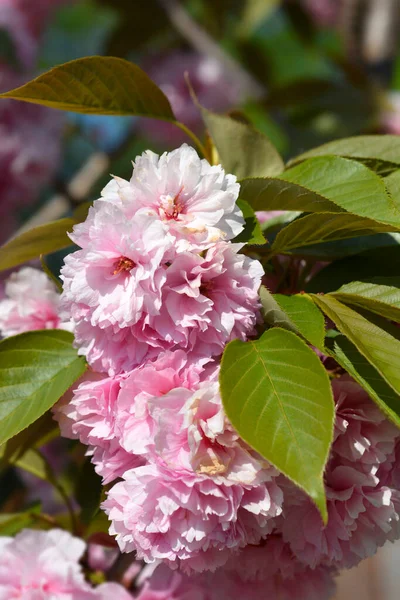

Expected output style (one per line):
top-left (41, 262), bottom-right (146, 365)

top-left (160, 187), bottom-right (185, 220)
top-left (112, 256), bottom-right (135, 276)
top-left (200, 280), bottom-right (214, 297)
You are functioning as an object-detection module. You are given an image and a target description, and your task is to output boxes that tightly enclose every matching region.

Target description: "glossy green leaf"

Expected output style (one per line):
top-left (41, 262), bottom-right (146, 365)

top-left (271, 212), bottom-right (399, 254)
top-left (0, 218), bottom-right (75, 272)
top-left (326, 335), bottom-right (400, 427)
top-left (202, 110), bottom-right (284, 178)
top-left (234, 199), bottom-right (265, 244)
top-left (282, 157), bottom-right (400, 227)
top-left (385, 169), bottom-right (400, 198)
top-left (331, 281), bottom-right (400, 322)
top-left (0, 330), bottom-right (87, 445)
top-left (291, 135), bottom-right (400, 167)
top-left (220, 328), bottom-right (335, 521)
top-left (311, 295), bottom-right (400, 396)
top-left (259, 286), bottom-right (299, 334)
top-left (239, 177), bottom-right (340, 213)
top-left (273, 294), bottom-right (325, 348)
top-left (0, 56), bottom-right (175, 119)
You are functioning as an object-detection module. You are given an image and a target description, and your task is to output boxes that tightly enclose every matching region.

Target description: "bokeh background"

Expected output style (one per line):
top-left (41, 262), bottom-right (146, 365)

top-left (1, 1), bottom-right (400, 596)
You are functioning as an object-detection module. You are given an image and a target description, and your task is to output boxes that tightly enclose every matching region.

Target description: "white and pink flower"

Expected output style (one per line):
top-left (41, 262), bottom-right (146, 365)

top-left (0, 267), bottom-right (70, 337)
top-left (0, 528), bottom-right (132, 600)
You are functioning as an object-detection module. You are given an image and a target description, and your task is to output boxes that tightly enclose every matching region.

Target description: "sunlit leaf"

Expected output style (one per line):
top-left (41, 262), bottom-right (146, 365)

top-left (202, 110), bottom-right (284, 178)
top-left (220, 328), bottom-right (334, 521)
top-left (311, 295), bottom-right (400, 396)
top-left (271, 212), bottom-right (399, 254)
top-left (0, 331), bottom-right (87, 445)
top-left (282, 156), bottom-right (400, 227)
top-left (0, 56), bottom-right (175, 119)
top-left (331, 281), bottom-right (400, 322)
top-left (0, 218), bottom-right (75, 272)
top-left (291, 135), bottom-right (400, 167)
top-left (273, 294), bottom-right (326, 348)
top-left (326, 335), bottom-right (400, 427)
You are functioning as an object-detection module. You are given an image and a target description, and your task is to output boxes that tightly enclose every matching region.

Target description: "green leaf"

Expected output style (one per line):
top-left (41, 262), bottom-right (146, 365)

top-left (288, 232), bottom-right (400, 261)
top-left (201, 110), bottom-right (284, 178)
top-left (0, 218), bottom-right (75, 272)
top-left (385, 169), bottom-right (400, 199)
top-left (220, 328), bottom-right (334, 522)
top-left (239, 177), bottom-right (340, 214)
top-left (0, 505), bottom-right (42, 536)
top-left (271, 212), bottom-right (399, 254)
top-left (0, 330), bottom-right (87, 445)
top-left (291, 135), bottom-right (400, 167)
top-left (273, 294), bottom-right (325, 348)
top-left (0, 56), bottom-right (175, 119)
top-left (326, 335), bottom-right (400, 427)
top-left (234, 199), bottom-right (265, 244)
top-left (282, 157), bottom-right (400, 227)
top-left (311, 295), bottom-right (400, 396)
top-left (75, 458), bottom-right (103, 525)
top-left (259, 289), bottom-right (326, 350)
top-left (331, 281), bottom-right (400, 322)
top-left (259, 286), bottom-right (300, 335)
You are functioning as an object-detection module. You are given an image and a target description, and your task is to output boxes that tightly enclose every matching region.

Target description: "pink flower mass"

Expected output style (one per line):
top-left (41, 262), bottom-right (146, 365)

top-left (281, 376), bottom-right (400, 570)
top-left (0, 267), bottom-right (70, 337)
top-left (0, 528), bottom-right (131, 600)
top-left (51, 142), bottom-right (400, 597)
top-left (61, 144), bottom-right (261, 375)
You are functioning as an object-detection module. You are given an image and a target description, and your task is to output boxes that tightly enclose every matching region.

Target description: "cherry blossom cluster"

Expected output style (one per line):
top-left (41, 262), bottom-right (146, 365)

top-left (55, 144), bottom-right (285, 576)
top-left (2, 144), bottom-right (400, 598)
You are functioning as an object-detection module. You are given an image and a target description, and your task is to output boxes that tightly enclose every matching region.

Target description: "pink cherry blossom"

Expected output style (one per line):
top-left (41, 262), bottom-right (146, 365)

top-left (53, 372), bottom-right (142, 484)
top-left (0, 267), bottom-right (71, 337)
top-left (116, 355), bottom-right (269, 487)
top-left (281, 461), bottom-right (400, 569)
top-left (0, 528), bottom-right (132, 600)
top-left (135, 539), bottom-right (336, 600)
top-left (96, 144), bottom-right (243, 250)
top-left (62, 221), bottom-right (262, 375)
top-left (333, 376), bottom-right (399, 466)
top-left (224, 537), bottom-right (336, 600)
top-left (281, 378), bottom-right (400, 570)
top-left (115, 350), bottom-right (210, 457)
top-left (103, 461), bottom-right (282, 573)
